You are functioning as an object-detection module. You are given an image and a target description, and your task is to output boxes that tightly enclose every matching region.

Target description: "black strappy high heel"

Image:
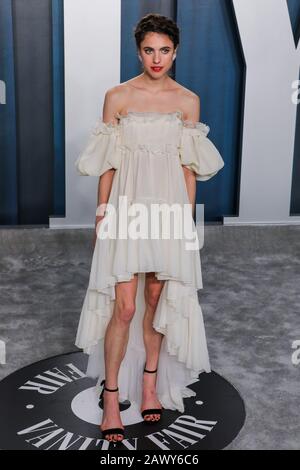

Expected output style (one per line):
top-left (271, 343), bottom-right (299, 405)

top-left (99, 379), bottom-right (125, 442)
top-left (141, 366), bottom-right (163, 423)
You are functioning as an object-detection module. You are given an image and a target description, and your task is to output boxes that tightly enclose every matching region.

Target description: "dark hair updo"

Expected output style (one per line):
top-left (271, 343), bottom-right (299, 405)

top-left (134, 13), bottom-right (180, 50)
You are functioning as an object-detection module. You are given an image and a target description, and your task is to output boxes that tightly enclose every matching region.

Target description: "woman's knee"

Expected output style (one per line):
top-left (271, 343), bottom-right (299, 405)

top-left (144, 274), bottom-right (165, 311)
top-left (115, 300), bottom-right (136, 323)
top-left (145, 289), bottom-right (161, 311)
top-left (114, 275), bottom-right (138, 323)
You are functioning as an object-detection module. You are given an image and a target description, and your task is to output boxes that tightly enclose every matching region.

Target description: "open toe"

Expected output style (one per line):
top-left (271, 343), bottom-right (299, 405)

top-left (99, 380), bottom-right (125, 442)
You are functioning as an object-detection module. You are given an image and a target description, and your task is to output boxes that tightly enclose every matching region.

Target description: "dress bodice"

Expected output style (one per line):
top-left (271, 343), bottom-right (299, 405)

top-left (75, 111), bottom-right (225, 182)
top-left (116, 111), bottom-right (185, 151)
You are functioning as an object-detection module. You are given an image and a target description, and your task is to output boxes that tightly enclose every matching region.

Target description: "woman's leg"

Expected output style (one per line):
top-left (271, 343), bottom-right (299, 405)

top-left (100, 273), bottom-right (139, 442)
top-left (142, 272), bottom-right (165, 421)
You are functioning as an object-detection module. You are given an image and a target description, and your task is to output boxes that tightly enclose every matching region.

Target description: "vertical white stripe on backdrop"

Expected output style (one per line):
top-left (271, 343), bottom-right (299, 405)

top-left (224, 0), bottom-right (300, 225)
top-left (50, 0), bottom-right (121, 228)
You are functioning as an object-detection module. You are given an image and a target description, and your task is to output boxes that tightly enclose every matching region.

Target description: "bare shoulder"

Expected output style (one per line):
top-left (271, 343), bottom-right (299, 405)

top-left (175, 84), bottom-right (200, 122)
top-left (102, 84), bottom-right (130, 123)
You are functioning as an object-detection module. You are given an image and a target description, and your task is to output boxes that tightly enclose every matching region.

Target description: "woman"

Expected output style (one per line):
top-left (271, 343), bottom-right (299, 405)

top-left (75, 13), bottom-right (224, 444)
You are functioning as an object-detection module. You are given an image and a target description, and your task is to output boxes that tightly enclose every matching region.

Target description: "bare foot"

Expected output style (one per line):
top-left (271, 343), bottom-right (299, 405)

top-left (100, 389), bottom-right (124, 442)
top-left (141, 373), bottom-right (162, 422)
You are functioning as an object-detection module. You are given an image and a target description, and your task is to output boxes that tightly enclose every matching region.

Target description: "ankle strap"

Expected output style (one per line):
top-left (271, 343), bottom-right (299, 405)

top-left (100, 379), bottom-right (118, 392)
top-left (105, 386), bottom-right (119, 392)
top-left (144, 367), bottom-right (158, 373)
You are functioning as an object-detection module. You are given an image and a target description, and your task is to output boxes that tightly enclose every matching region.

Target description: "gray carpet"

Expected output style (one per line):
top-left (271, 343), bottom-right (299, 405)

top-left (0, 225), bottom-right (299, 450)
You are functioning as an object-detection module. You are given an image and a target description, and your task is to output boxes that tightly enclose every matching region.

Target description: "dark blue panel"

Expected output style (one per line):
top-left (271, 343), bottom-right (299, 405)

top-left (0, 0), bottom-right (18, 225)
top-left (52, 0), bottom-right (65, 217)
top-left (290, 68), bottom-right (300, 216)
top-left (287, 0), bottom-right (300, 215)
top-left (176, 0), bottom-right (244, 222)
top-left (287, 0), bottom-right (300, 47)
top-left (13, 0), bottom-right (54, 225)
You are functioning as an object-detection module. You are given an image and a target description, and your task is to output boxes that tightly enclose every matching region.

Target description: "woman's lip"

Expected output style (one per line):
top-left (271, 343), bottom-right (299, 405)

top-left (151, 66), bottom-right (163, 71)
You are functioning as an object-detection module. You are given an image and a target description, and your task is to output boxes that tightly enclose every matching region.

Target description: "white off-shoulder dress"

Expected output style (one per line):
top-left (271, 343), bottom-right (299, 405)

top-left (75, 110), bottom-right (224, 413)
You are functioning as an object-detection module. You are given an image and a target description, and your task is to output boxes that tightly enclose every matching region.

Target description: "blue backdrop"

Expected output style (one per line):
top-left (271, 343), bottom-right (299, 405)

top-left (0, 0), bottom-right (299, 225)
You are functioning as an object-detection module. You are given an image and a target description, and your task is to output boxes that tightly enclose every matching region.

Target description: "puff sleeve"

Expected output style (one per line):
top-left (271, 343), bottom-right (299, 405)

top-left (75, 118), bottom-right (121, 176)
top-left (179, 122), bottom-right (225, 181)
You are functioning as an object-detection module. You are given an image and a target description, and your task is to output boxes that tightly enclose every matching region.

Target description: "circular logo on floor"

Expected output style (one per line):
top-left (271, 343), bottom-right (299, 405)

top-left (0, 352), bottom-right (245, 450)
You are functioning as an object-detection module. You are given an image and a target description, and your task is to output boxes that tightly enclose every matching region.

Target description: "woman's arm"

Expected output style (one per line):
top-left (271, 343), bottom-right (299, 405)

top-left (182, 94), bottom-right (201, 218)
top-left (182, 166), bottom-right (197, 218)
top-left (93, 88), bottom-right (122, 246)
top-left (96, 169), bottom-right (115, 215)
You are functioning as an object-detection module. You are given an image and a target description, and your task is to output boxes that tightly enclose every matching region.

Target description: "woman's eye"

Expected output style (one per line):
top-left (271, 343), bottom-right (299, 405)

top-left (144, 49), bottom-right (170, 54)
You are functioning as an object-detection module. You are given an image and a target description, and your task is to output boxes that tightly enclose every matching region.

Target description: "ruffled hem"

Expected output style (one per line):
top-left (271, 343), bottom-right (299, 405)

top-left (88, 202), bottom-right (204, 294)
top-left (75, 271), bottom-right (211, 412)
top-left (88, 339), bottom-right (200, 413)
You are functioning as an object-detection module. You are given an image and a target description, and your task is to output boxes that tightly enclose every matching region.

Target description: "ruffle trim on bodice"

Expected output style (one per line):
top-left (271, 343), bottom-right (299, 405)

top-left (115, 109), bottom-right (184, 123)
top-left (75, 112), bottom-right (225, 181)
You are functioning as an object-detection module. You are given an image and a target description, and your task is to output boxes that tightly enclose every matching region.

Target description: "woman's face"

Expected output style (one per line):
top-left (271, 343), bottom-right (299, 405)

top-left (139, 32), bottom-right (176, 77)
